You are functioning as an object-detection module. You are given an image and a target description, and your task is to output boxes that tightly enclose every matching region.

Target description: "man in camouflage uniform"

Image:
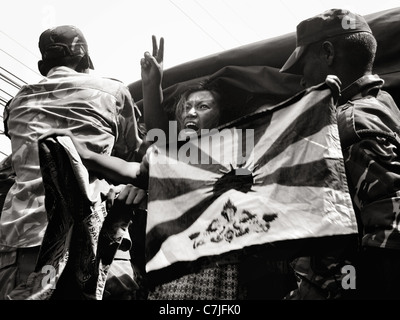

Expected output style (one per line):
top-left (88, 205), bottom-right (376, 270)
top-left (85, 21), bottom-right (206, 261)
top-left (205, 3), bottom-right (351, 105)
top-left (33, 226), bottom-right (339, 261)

top-left (280, 9), bottom-right (400, 299)
top-left (0, 25), bottom-right (143, 299)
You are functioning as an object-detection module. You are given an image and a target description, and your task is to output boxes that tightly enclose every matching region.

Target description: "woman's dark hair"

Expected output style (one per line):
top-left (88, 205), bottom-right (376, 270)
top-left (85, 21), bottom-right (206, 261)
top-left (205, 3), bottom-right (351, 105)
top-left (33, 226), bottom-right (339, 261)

top-left (173, 78), bottom-right (252, 130)
top-left (174, 79), bottom-right (226, 130)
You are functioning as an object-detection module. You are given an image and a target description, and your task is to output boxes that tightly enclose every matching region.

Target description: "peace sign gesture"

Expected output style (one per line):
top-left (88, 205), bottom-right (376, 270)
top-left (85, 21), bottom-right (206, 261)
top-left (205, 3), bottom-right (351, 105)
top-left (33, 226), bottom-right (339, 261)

top-left (141, 35), bottom-right (164, 86)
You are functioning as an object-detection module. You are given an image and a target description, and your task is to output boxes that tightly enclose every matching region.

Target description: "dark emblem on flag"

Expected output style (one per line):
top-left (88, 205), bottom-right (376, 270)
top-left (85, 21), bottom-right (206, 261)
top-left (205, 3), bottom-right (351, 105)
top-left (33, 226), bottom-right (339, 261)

top-left (212, 164), bottom-right (257, 197)
top-left (189, 199), bottom-right (278, 249)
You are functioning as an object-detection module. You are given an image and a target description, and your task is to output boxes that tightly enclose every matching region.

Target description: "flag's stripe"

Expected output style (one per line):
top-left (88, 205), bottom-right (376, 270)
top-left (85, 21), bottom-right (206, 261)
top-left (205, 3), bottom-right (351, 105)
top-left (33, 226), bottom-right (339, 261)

top-left (146, 158), bottom-right (349, 262)
top-left (145, 175), bottom-right (212, 204)
top-left (147, 188), bottom-right (214, 231)
top-left (251, 184), bottom-right (330, 210)
top-left (149, 155), bottom-right (222, 181)
top-left (254, 158), bottom-right (347, 190)
top-left (242, 100), bottom-right (308, 168)
top-left (148, 142), bottom-right (344, 203)
top-left (148, 176), bottom-right (212, 202)
top-left (145, 87), bottom-right (354, 271)
top-left (175, 128), bottom-right (258, 172)
top-left (167, 138), bottom-right (229, 172)
top-left (247, 123), bottom-right (341, 175)
top-left (145, 184), bottom-right (356, 272)
top-left (151, 147), bottom-right (228, 178)
top-left (254, 95), bottom-right (334, 170)
top-left (224, 115), bottom-right (271, 166)
top-left (176, 161), bottom-right (228, 176)
top-left (146, 194), bottom-right (216, 263)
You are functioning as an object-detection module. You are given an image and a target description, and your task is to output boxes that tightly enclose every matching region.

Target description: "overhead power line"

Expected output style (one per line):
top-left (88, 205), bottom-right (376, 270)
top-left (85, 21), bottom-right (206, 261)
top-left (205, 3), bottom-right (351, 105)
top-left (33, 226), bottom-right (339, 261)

top-left (0, 30), bottom-right (40, 60)
top-left (0, 150), bottom-right (9, 157)
top-left (0, 72), bottom-right (24, 90)
top-left (0, 66), bottom-right (27, 85)
top-left (168, 0), bottom-right (226, 50)
top-left (0, 96), bottom-right (10, 105)
top-left (193, 0), bottom-right (242, 46)
top-left (0, 48), bottom-right (41, 78)
top-left (221, 0), bottom-right (264, 39)
top-left (0, 87), bottom-right (15, 98)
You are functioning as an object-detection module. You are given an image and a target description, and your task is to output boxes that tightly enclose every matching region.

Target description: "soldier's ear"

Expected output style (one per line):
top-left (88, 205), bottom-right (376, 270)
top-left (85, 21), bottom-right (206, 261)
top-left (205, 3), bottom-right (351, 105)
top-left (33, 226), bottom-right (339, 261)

top-left (321, 41), bottom-right (335, 66)
top-left (38, 60), bottom-right (47, 76)
top-left (75, 55), bottom-right (90, 73)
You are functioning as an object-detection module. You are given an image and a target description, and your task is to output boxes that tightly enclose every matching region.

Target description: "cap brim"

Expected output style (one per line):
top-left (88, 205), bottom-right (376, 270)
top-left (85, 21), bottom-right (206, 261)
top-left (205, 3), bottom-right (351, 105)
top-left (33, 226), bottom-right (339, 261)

top-left (280, 46), bottom-right (306, 74)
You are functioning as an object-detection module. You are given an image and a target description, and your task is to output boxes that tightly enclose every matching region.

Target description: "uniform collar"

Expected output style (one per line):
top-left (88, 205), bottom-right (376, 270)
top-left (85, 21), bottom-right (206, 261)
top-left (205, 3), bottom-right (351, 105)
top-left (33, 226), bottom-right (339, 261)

top-left (338, 74), bottom-right (384, 105)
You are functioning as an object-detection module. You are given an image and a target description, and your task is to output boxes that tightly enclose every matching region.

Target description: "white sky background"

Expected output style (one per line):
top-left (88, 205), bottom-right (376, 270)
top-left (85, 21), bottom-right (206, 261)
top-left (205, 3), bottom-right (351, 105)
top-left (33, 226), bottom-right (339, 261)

top-left (0, 0), bottom-right (399, 160)
top-left (2, 0), bottom-right (400, 86)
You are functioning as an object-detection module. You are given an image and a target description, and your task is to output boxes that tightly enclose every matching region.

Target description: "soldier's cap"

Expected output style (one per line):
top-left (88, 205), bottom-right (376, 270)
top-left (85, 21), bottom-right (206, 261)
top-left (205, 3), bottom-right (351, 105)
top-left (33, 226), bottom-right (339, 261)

top-left (280, 8), bottom-right (372, 74)
top-left (39, 25), bottom-right (94, 69)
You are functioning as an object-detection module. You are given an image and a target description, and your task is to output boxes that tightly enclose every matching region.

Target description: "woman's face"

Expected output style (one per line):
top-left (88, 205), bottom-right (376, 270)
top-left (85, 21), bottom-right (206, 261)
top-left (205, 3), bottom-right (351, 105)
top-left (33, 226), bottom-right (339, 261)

top-left (180, 90), bottom-right (221, 134)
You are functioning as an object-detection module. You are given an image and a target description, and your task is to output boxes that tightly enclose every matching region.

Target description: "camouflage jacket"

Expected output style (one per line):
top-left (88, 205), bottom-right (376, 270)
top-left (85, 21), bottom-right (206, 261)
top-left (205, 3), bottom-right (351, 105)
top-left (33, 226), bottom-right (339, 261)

top-left (337, 74), bottom-right (400, 250)
top-left (0, 66), bottom-right (141, 252)
top-left (286, 74), bottom-right (400, 300)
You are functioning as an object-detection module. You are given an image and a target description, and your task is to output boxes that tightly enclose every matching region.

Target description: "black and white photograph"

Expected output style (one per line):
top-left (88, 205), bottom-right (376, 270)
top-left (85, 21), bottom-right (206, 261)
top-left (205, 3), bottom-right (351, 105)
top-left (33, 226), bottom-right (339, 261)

top-left (1, 0), bottom-right (399, 313)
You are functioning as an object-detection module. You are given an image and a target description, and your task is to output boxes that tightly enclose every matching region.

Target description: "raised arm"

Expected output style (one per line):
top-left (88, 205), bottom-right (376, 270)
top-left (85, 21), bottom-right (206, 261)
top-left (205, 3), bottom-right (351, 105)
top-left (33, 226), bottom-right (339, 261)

top-left (140, 35), bottom-right (169, 134)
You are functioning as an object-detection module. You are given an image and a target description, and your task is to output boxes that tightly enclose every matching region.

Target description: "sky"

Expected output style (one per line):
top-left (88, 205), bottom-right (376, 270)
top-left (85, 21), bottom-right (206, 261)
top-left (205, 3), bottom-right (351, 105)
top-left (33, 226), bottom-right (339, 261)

top-left (2, 0), bottom-right (400, 86)
top-left (1, 0), bottom-right (400, 159)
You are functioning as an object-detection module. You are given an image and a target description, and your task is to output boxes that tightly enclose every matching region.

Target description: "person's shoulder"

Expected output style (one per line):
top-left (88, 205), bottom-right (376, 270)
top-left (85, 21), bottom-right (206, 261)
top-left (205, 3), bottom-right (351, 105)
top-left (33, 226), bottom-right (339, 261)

top-left (86, 74), bottom-right (124, 85)
top-left (102, 76), bottom-right (124, 84)
top-left (376, 89), bottom-right (400, 116)
top-left (377, 89), bottom-right (397, 105)
top-left (84, 74), bottom-right (131, 95)
top-left (356, 88), bottom-right (398, 110)
top-left (347, 92), bottom-right (393, 113)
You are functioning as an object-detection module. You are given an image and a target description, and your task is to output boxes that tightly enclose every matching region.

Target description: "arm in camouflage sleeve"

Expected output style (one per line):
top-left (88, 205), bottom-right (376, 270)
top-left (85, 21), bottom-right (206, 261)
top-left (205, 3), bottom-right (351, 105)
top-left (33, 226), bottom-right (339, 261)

top-left (38, 128), bottom-right (149, 190)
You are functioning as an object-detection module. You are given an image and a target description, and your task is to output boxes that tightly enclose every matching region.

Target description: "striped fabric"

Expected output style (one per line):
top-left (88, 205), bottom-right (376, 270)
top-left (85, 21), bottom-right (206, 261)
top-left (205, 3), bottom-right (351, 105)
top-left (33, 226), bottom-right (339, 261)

top-left (8, 137), bottom-right (125, 300)
top-left (145, 83), bottom-right (358, 274)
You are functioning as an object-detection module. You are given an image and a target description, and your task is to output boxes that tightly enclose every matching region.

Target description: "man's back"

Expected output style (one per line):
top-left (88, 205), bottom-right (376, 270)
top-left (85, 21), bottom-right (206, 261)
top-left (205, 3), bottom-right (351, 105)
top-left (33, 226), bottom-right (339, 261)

top-left (0, 66), bottom-right (139, 251)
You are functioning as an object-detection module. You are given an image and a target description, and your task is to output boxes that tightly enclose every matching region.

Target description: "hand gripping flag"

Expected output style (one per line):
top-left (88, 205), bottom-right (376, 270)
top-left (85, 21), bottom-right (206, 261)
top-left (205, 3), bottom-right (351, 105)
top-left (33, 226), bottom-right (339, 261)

top-left (145, 83), bottom-right (358, 277)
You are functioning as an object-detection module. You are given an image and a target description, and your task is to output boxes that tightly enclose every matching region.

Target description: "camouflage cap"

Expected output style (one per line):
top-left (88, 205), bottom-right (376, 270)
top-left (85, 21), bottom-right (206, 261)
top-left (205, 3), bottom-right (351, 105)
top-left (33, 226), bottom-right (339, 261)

top-left (280, 8), bottom-right (372, 74)
top-left (39, 25), bottom-right (94, 69)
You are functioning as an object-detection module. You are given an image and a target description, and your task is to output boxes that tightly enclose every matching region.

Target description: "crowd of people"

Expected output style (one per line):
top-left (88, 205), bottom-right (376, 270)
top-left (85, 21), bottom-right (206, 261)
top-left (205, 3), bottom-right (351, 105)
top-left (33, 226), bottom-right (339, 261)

top-left (0, 7), bottom-right (400, 300)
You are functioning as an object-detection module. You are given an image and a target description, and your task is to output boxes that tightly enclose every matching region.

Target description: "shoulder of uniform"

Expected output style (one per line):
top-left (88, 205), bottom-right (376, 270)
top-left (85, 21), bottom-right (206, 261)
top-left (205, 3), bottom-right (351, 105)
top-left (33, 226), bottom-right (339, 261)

top-left (102, 77), bottom-right (124, 84)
